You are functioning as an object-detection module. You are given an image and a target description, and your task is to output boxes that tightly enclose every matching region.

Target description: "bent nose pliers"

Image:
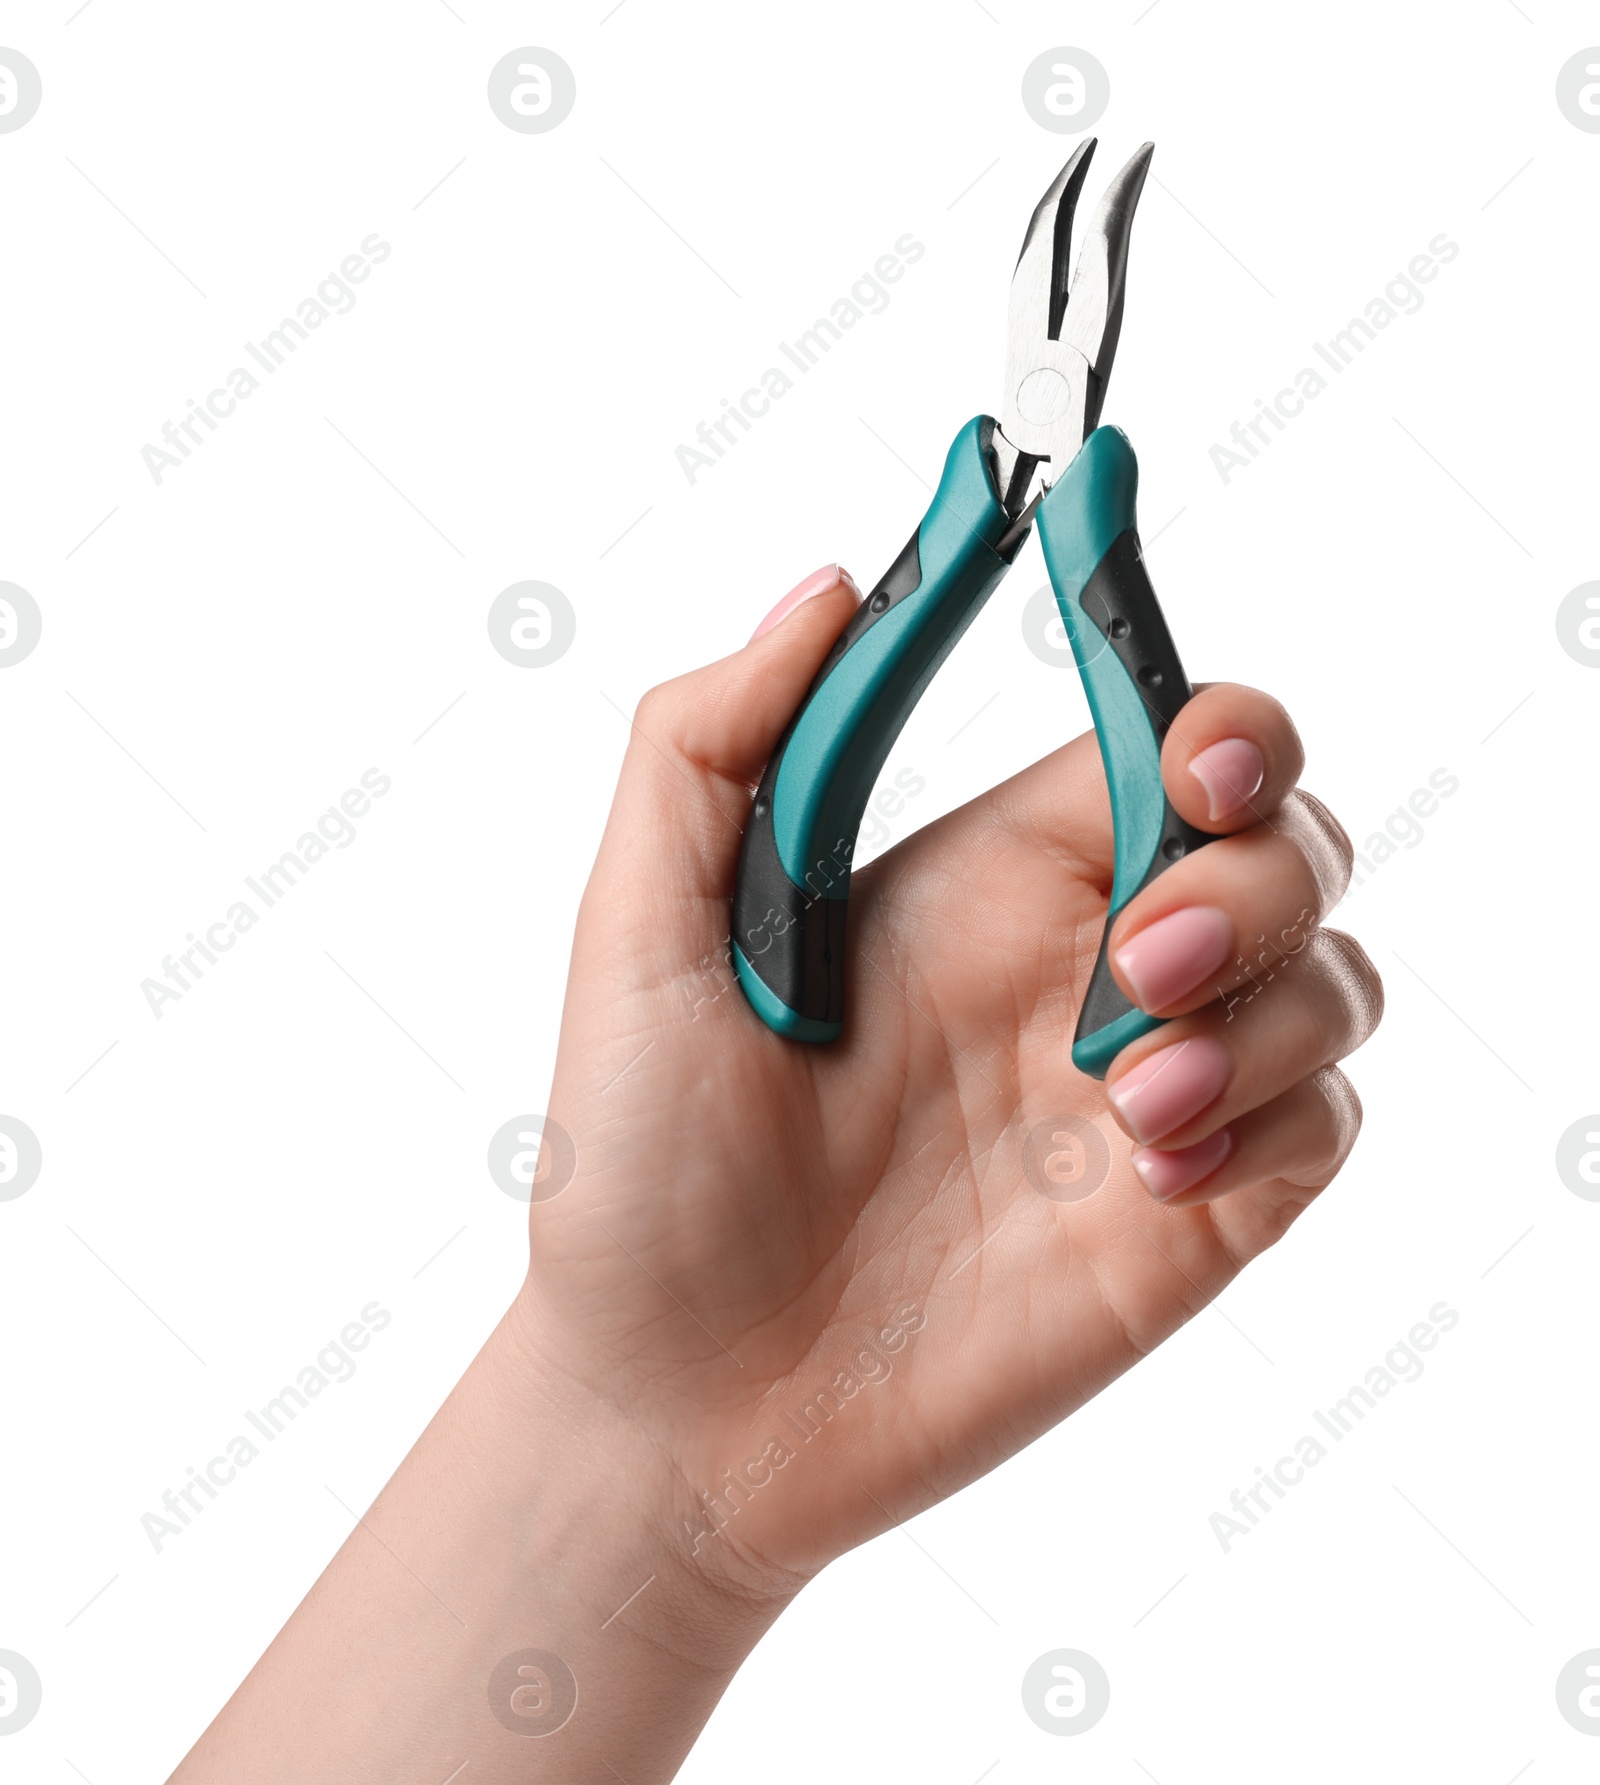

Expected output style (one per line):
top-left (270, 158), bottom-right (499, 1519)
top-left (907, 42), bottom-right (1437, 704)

top-left (732, 139), bottom-right (1219, 1078)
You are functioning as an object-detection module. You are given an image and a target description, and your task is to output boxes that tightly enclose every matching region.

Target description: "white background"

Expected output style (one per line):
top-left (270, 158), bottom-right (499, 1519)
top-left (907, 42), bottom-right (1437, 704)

top-left (1, 2), bottom-right (1597, 1779)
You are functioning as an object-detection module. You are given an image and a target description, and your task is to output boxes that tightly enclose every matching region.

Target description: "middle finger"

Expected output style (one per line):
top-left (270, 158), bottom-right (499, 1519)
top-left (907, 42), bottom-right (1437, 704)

top-left (1102, 927), bottom-right (1384, 1148)
top-left (1104, 790), bottom-right (1354, 1023)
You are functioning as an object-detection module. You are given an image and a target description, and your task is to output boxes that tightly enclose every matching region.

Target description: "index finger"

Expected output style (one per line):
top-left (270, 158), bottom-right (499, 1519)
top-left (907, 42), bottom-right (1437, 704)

top-left (1161, 683), bottom-right (1305, 836)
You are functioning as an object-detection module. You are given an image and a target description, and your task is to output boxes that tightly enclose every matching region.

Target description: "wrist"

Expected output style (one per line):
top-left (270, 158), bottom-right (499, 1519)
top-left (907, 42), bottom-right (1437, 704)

top-left (488, 1286), bottom-right (798, 1723)
top-left (177, 1291), bottom-right (796, 1785)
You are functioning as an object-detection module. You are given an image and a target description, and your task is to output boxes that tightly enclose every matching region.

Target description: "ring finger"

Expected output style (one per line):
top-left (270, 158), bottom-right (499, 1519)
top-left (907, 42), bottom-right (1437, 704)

top-left (1128, 1065), bottom-right (1364, 1207)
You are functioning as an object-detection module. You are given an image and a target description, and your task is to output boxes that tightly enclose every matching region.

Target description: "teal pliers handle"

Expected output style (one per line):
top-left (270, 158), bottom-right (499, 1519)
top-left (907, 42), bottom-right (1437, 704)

top-left (731, 417), bottom-right (1016, 1042)
top-left (732, 419), bottom-right (1217, 1076)
top-left (1036, 425), bottom-right (1217, 1075)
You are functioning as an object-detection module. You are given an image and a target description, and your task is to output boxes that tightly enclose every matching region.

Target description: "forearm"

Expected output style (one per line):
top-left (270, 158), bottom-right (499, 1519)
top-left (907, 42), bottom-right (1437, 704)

top-left (169, 1293), bottom-right (787, 1784)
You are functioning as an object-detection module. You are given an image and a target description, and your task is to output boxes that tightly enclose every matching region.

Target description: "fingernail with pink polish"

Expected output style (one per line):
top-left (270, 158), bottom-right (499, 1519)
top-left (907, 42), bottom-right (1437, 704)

top-left (1188, 737), bottom-right (1265, 823)
top-left (1113, 906), bottom-right (1233, 1013)
top-left (1107, 1035), bottom-right (1231, 1145)
top-left (750, 564), bottom-right (854, 642)
top-left (1132, 1128), bottom-right (1233, 1201)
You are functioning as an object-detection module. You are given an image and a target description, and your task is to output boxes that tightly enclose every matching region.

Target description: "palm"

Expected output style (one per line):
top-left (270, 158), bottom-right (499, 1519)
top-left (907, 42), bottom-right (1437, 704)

top-left (530, 702), bottom-right (1307, 1583)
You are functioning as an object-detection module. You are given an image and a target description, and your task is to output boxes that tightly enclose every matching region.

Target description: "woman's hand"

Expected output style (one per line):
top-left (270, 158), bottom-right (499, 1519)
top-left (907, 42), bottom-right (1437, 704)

top-left (173, 564), bottom-right (1381, 1785)
top-left (525, 563), bottom-right (1382, 1592)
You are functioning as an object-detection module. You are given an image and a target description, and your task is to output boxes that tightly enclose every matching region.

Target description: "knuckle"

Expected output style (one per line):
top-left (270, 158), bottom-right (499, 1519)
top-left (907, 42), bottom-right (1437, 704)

top-left (1308, 927), bottom-right (1386, 1048)
top-left (1309, 1063), bottom-right (1363, 1172)
top-left (1267, 696), bottom-right (1307, 783)
top-left (1284, 788), bottom-right (1355, 906)
top-left (633, 680), bottom-right (678, 731)
top-left (634, 674), bottom-right (709, 751)
top-left (631, 683), bottom-right (662, 731)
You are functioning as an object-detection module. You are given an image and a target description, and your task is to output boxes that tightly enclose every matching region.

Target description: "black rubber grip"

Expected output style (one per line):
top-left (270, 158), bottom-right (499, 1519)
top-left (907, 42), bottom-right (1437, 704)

top-left (1073, 528), bottom-right (1217, 1066)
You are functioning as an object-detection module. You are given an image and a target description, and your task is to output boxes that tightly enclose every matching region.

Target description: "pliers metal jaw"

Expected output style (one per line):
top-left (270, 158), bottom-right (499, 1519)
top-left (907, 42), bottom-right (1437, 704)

top-left (732, 140), bottom-right (1221, 1079)
top-left (992, 137), bottom-right (1150, 524)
